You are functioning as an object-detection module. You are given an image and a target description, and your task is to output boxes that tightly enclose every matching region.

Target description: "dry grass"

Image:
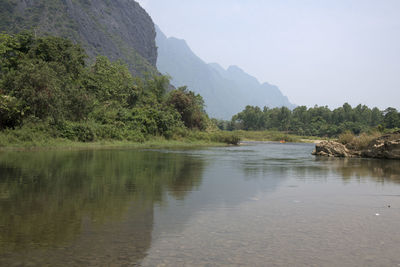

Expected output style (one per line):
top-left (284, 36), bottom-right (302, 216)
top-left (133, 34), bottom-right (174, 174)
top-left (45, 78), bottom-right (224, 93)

top-left (232, 130), bottom-right (311, 143)
top-left (338, 131), bottom-right (355, 145)
top-left (338, 131), bottom-right (381, 150)
top-left (386, 132), bottom-right (400, 141)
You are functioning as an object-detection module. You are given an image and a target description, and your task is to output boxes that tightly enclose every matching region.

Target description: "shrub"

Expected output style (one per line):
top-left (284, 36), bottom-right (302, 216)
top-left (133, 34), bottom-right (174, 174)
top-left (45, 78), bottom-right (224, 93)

top-left (166, 87), bottom-right (207, 130)
top-left (339, 131), bottom-right (380, 150)
top-left (0, 95), bottom-right (24, 129)
top-left (351, 133), bottom-right (379, 150)
top-left (214, 132), bottom-right (241, 145)
top-left (56, 121), bottom-right (95, 142)
top-left (338, 131), bottom-right (355, 145)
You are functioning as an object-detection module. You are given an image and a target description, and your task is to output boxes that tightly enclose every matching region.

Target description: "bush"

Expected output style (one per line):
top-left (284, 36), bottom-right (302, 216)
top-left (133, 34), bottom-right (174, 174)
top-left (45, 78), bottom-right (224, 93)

top-left (166, 87), bottom-right (207, 130)
top-left (0, 95), bottom-right (24, 129)
top-left (338, 131), bottom-right (355, 145)
top-left (185, 131), bottom-right (241, 145)
top-left (339, 131), bottom-right (380, 150)
top-left (125, 130), bottom-right (146, 143)
top-left (351, 133), bottom-right (378, 150)
top-left (130, 105), bottom-right (183, 137)
top-left (213, 132), bottom-right (241, 145)
top-left (56, 121), bottom-right (95, 142)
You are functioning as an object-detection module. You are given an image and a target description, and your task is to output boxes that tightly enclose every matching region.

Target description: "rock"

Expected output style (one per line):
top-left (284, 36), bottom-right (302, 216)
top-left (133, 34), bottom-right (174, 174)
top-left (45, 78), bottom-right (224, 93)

top-left (313, 131), bottom-right (400, 160)
top-left (361, 134), bottom-right (400, 159)
top-left (312, 141), bottom-right (353, 158)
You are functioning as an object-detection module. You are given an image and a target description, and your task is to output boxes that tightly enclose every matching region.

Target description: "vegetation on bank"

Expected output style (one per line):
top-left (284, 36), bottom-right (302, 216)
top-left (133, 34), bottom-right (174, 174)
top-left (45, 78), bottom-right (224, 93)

top-left (0, 32), bottom-right (240, 147)
top-left (231, 130), bottom-right (322, 143)
top-left (337, 130), bottom-right (400, 151)
top-left (0, 134), bottom-right (232, 151)
top-left (2, 32), bottom-right (397, 149)
top-left (219, 104), bottom-right (400, 137)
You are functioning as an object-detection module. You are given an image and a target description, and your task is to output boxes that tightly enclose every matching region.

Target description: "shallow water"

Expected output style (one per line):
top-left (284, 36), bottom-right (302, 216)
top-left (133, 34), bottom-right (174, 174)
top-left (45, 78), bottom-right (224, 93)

top-left (0, 142), bottom-right (400, 266)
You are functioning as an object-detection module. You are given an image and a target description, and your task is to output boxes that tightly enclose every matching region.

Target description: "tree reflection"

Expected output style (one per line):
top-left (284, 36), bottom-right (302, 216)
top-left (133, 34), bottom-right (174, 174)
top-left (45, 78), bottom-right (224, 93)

top-left (0, 149), bottom-right (205, 266)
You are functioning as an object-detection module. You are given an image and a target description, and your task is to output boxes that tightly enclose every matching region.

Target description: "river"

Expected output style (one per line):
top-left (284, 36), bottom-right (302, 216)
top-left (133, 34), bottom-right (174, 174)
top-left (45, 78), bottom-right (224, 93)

top-left (0, 142), bottom-right (399, 266)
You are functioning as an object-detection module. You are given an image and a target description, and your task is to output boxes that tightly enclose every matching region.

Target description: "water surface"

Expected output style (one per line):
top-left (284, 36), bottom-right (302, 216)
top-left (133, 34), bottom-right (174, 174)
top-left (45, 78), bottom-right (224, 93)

top-left (0, 143), bottom-right (399, 266)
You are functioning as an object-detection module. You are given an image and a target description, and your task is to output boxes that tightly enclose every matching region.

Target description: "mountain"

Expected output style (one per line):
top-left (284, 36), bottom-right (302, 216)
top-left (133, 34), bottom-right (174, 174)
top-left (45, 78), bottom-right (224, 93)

top-left (1, 1), bottom-right (295, 119)
top-left (156, 26), bottom-right (295, 119)
top-left (0, 0), bottom-right (158, 76)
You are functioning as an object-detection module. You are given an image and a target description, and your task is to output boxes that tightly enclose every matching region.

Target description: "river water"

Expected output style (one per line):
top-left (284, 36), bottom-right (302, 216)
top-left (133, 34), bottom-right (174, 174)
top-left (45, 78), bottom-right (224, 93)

top-left (0, 142), bottom-right (400, 266)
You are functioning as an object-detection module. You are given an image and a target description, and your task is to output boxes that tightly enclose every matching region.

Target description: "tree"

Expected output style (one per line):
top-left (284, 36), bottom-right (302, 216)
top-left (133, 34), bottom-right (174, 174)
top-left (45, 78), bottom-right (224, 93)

top-left (85, 56), bottom-right (136, 105)
top-left (277, 106), bottom-right (291, 131)
top-left (232, 105), bottom-right (264, 130)
top-left (370, 107), bottom-right (383, 127)
top-left (0, 94), bottom-right (24, 129)
top-left (0, 33), bottom-right (92, 122)
top-left (166, 86), bottom-right (207, 130)
top-left (383, 107), bottom-right (400, 129)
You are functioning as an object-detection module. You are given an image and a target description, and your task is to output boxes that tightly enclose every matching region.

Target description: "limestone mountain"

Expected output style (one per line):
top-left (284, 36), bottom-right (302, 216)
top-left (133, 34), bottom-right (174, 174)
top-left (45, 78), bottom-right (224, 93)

top-left (156, 26), bottom-right (295, 119)
top-left (0, 0), bottom-right (158, 76)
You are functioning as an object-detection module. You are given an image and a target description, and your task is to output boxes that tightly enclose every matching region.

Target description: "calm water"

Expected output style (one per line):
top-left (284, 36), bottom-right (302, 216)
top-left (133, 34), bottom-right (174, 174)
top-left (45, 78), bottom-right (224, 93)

top-left (0, 143), bottom-right (400, 266)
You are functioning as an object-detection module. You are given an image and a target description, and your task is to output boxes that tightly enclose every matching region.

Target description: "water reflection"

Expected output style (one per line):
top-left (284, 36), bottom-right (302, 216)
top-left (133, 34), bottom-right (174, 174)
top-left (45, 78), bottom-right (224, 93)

top-left (0, 150), bottom-right (205, 266)
top-left (0, 144), bottom-right (399, 266)
top-left (315, 157), bottom-right (400, 184)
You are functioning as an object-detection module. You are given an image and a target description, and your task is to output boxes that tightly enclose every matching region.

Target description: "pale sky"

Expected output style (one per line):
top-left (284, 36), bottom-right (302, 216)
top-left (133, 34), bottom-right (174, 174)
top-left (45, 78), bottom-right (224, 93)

top-left (137, 0), bottom-right (400, 109)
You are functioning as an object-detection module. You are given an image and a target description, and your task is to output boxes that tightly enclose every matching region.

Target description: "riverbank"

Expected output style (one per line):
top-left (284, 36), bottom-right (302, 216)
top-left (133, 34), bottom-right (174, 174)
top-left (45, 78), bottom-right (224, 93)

top-left (0, 128), bottom-right (327, 151)
top-left (312, 131), bottom-right (400, 159)
top-left (0, 129), bottom-right (240, 151)
top-left (0, 138), bottom-right (229, 151)
top-left (233, 130), bottom-right (325, 143)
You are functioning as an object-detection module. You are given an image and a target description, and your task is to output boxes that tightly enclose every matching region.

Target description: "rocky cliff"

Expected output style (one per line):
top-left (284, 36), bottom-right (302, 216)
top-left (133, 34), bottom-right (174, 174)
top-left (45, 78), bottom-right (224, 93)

top-left (0, 0), bottom-right (158, 76)
top-left (156, 26), bottom-right (295, 119)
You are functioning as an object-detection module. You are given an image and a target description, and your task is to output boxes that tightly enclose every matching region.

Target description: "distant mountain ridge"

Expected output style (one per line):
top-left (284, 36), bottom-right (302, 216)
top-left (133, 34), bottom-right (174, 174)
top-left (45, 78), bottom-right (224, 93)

top-left (156, 26), bottom-right (295, 119)
top-left (0, 0), bottom-right (158, 76)
top-left (1, 0), bottom-right (295, 119)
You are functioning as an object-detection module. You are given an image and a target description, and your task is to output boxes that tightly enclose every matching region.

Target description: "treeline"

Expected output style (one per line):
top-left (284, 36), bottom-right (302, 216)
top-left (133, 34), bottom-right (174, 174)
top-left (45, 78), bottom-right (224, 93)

top-left (218, 104), bottom-right (400, 137)
top-left (0, 32), bottom-right (240, 144)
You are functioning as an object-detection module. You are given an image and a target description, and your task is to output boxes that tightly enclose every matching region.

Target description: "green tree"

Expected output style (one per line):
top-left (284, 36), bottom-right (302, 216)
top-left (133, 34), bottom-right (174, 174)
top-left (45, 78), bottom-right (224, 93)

top-left (166, 86), bottom-right (207, 130)
top-left (383, 107), bottom-right (400, 129)
top-left (232, 105), bottom-right (264, 130)
top-left (85, 56), bottom-right (136, 105)
top-left (0, 94), bottom-right (24, 129)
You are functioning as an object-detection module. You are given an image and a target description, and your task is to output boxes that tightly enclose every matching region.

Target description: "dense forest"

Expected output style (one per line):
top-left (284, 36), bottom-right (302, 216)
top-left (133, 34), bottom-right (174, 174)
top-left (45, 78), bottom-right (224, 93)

top-left (225, 104), bottom-right (400, 137)
top-left (0, 32), bottom-right (239, 145)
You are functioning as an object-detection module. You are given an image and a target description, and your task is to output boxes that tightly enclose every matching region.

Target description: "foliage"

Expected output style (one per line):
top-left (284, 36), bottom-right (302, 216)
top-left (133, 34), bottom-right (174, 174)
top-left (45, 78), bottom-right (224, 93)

top-left (84, 56), bottom-right (135, 104)
top-left (231, 103), bottom-right (399, 137)
top-left (166, 86), bottom-right (208, 130)
top-left (233, 130), bottom-right (305, 143)
top-left (338, 131), bottom-right (355, 145)
top-left (180, 130), bottom-right (241, 145)
top-left (338, 131), bottom-right (381, 150)
top-left (0, 33), bottom-right (237, 146)
top-left (0, 95), bottom-right (25, 129)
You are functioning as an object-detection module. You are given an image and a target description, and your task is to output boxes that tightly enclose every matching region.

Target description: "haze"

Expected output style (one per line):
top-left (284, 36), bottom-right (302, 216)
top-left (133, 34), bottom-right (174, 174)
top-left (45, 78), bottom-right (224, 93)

top-left (137, 0), bottom-right (400, 109)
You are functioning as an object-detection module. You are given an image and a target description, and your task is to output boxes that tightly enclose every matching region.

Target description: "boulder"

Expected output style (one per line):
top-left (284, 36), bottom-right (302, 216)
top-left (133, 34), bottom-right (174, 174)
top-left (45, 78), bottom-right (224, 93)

top-left (312, 141), bottom-right (353, 158)
top-left (362, 135), bottom-right (400, 159)
top-left (313, 131), bottom-right (400, 160)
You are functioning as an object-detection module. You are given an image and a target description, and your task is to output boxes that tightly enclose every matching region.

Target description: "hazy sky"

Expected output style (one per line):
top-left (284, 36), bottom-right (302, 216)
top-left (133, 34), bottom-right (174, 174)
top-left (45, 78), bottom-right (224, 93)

top-left (137, 0), bottom-right (400, 109)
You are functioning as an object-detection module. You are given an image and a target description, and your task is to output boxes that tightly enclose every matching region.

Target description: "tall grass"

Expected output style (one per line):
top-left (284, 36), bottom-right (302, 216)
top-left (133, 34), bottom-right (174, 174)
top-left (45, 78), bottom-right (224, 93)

top-left (338, 131), bottom-right (381, 150)
top-left (0, 123), bottom-right (241, 150)
top-left (232, 130), bottom-right (316, 143)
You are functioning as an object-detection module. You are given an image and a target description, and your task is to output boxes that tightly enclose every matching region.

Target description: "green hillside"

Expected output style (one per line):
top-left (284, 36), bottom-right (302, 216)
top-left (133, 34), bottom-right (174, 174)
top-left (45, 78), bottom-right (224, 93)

top-left (0, 0), bottom-right (158, 76)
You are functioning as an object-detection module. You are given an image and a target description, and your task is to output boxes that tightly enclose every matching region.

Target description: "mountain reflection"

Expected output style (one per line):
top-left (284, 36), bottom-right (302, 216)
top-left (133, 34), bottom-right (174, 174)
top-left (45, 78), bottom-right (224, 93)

top-left (0, 149), bottom-right (205, 266)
